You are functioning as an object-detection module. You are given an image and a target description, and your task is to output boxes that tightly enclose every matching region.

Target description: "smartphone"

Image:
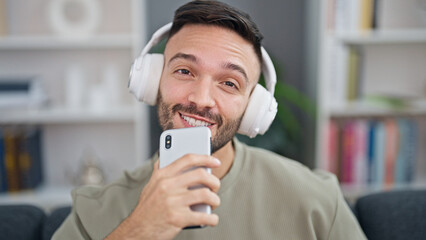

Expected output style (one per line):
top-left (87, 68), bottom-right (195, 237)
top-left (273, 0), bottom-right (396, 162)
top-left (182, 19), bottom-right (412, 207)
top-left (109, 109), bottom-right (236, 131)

top-left (159, 127), bottom-right (212, 228)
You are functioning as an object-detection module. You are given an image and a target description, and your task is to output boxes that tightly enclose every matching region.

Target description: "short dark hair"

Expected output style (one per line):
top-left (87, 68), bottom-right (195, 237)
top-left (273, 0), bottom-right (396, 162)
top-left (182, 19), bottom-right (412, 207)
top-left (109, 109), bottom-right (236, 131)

top-left (169, 0), bottom-right (263, 64)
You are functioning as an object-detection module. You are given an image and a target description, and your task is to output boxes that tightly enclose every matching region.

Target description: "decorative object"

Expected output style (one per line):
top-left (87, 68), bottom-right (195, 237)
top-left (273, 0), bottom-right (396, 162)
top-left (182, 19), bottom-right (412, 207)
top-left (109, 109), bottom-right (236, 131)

top-left (72, 148), bottom-right (105, 186)
top-left (64, 65), bottom-right (86, 109)
top-left (47, 0), bottom-right (101, 38)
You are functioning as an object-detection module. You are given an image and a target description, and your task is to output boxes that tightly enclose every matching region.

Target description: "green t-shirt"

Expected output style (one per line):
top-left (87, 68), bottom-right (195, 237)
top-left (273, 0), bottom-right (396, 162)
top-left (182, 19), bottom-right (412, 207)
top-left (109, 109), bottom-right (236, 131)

top-left (53, 138), bottom-right (366, 240)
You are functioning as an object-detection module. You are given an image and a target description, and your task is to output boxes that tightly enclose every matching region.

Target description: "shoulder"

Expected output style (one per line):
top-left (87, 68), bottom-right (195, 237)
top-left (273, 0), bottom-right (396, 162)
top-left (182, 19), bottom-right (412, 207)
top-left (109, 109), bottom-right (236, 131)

top-left (70, 159), bottom-right (154, 238)
top-left (238, 140), bottom-right (338, 187)
top-left (73, 160), bottom-right (153, 202)
top-left (236, 139), bottom-right (341, 208)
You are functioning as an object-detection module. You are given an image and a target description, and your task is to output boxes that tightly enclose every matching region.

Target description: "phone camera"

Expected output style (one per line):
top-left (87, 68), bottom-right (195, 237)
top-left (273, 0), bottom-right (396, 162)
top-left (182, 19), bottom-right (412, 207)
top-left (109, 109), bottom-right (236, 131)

top-left (165, 135), bottom-right (172, 149)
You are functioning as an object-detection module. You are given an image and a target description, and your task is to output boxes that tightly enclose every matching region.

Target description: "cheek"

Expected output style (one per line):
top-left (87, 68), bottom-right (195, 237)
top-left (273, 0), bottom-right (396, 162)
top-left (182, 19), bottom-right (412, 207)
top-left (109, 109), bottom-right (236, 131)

top-left (159, 77), bottom-right (187, 103)
top-left (216, 93), bottom-right (248, 120)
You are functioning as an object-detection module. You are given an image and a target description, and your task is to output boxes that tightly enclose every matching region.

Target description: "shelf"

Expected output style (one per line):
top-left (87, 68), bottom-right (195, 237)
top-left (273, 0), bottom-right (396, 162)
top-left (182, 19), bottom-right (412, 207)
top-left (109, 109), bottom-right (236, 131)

top-left (341, 182), bottom-right (426, 203)
top-left (0, 34), bottom-right (134, 50)
top-left (330, 108), bottom-right (426, 118)
top-left (0, 186), bottom-right (72, 212)
top-left (329, 102), bottom-right (426, 118)
top-left (0, 106), bottom-right (136, 124)
top-left (334, 29), bottom-right (426, 45)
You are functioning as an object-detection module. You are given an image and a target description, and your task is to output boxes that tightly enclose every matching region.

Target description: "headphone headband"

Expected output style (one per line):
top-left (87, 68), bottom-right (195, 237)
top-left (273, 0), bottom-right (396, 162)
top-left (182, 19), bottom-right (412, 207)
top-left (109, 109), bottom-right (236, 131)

top-left (140, 23), bottom-right (173, 56)
top-left (261, 47), bottom-right (276, 95)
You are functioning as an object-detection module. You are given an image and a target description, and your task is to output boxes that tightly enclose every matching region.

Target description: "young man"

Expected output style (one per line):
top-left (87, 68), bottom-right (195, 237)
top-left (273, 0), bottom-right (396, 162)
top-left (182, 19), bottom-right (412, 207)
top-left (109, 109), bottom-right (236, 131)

top-left (53, 1), bottom-right (366, 239)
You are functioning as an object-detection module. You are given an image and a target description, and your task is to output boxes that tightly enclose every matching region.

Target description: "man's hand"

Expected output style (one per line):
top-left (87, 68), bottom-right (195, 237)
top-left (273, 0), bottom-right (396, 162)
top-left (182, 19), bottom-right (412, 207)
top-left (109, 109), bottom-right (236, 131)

top-left (106, 154), bottom-right (221, 240)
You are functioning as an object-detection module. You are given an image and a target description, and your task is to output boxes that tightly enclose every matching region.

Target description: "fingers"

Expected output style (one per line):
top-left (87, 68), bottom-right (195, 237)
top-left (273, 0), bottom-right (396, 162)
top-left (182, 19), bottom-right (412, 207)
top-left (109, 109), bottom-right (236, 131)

top-left (176, 167), bottom-right (221, 193)
top-left (152, 160), bottom-right (160, 174)
top-left (183, 187), bottom-right (221, 210)
top-left (150, 154), bottom-right (221, 229)
top-left (162, 154), bottom-right (221, 177)
top-left (185, 212), bottom-right (219, 227)
top-left (167, 209), bottom-right (219, 229)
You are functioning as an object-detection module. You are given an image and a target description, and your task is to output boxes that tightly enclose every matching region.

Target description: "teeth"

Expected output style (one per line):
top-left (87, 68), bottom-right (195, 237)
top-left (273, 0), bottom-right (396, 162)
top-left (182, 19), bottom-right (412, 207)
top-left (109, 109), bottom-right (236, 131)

top-left (182, 115), bottom-right (212, 127)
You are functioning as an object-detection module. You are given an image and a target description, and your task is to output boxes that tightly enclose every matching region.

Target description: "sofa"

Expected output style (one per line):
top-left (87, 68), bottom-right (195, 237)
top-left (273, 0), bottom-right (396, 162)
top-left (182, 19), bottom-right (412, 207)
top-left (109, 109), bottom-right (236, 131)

top-left (1, 189), bottom-right (425, 240)
top-left (0, 205), bottom-right (71, 240)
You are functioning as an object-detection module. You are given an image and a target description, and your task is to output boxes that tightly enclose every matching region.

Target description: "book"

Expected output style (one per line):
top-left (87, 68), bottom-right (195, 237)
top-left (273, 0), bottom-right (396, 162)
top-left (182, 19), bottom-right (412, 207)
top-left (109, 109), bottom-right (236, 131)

top-left (328, 41), bottom-right (349, 109)
top-left (0, 129), bottom-right (7, 192)
top-left (366, 121), bottom-right (376, 183)
top-left (360, 0), bottom-right (375, 30)
top-left (0, 127), bottom-right (44, 192)
top-left (3, 128), bottom-right (20, 192)
top-left (334, 0), bottom-right (375, 32)
top-left (353, 120), bottom-right (368, 185)
top-left (326, 0), bottom-right (337, 31)
top-left (346, 47), bottom-right (361, 101)
top-left (341, 121), bottom-right (357, 183)
top-left (334, 0), bottom-right (351, 33)
top-left (384, 119), bottom-right (399, 187)
top-left (372, 121), bottom-right (385, 186)
top-left (349, 0), bottom-right (362, 31)
top-left (371, 0), bottom-right (379, 29)
top-left (18, 127), bottom-right (43, 189)
top-left (326, 120), bottom-right (339, 175)
top-left (395, 119), bottom-right (418, 184)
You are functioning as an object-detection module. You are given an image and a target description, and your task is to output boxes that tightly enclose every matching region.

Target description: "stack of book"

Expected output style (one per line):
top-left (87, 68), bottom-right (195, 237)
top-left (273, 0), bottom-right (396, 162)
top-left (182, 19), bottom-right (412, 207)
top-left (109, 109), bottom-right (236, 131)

top-left (326, 118), bottom-right (426, 187)
top-left (0, 126), bottom-right (43, 193)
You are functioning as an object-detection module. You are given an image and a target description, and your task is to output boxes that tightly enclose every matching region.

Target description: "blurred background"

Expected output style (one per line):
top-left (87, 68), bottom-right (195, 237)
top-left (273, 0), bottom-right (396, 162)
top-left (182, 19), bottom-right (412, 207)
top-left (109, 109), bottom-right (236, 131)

top-left (0, 0), bottom-right (426, 209)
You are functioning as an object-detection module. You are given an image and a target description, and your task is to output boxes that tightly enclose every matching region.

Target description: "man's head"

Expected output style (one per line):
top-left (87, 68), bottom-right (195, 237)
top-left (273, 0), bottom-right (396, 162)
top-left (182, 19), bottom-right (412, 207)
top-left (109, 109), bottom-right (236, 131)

top-left (157, 0), bottom-right (264, 152)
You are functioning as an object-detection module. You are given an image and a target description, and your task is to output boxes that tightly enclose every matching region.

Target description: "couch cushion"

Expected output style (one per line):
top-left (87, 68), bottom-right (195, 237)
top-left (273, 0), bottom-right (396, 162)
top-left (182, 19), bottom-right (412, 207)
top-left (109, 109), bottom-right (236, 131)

top-left (355, 189), bottom-right (426, 240)
top-left (0, 204), bottom-right (46, 240)
top-left (43, 206), bottom-right (71, 240)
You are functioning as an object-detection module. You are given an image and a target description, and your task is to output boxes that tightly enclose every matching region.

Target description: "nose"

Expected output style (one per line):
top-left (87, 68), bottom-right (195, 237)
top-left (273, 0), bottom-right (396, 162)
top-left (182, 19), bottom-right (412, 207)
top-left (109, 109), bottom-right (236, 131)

top-left (187, 78), bottom-right (216, 109)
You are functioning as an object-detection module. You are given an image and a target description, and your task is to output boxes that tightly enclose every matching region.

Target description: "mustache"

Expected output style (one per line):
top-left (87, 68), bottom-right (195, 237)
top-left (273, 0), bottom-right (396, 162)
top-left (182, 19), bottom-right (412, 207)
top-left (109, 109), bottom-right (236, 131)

top-left (172, 103), bottom-right (223, 126)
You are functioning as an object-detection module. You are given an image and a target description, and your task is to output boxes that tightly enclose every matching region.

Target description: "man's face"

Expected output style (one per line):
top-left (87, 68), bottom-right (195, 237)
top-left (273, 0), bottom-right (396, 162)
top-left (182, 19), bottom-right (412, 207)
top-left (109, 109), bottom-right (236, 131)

top-left (157, 24), bottom-right (261, 152)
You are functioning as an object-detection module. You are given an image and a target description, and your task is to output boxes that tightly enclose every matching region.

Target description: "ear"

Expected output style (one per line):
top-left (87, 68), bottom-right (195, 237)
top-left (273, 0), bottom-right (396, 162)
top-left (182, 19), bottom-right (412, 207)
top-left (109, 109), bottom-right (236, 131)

top-left (238, 84), bottom-right (278, 138)
top-left (128, 53), bottom-right (164, 105)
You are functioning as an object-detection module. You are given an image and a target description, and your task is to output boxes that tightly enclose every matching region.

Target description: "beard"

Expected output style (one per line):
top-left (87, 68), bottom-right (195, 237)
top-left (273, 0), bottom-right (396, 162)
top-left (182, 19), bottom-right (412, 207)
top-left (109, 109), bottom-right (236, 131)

top-left (157, 92), bottom-right (243, 153)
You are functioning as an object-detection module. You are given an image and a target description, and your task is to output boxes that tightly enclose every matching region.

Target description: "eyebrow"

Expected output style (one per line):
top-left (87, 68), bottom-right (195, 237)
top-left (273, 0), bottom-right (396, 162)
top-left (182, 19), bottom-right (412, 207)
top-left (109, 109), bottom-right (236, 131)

top-left (168, 52), bottom-right (249, 84)
top-left (222, 62), bottom-right (249, 84)
top-left (168, 52), bottom-right (197, 66)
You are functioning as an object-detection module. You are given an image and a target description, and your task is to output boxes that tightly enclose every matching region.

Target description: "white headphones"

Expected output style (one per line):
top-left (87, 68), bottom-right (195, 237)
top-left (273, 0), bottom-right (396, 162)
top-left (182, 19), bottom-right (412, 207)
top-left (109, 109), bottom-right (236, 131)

top-left (129, 23), bottom-right (278, 138)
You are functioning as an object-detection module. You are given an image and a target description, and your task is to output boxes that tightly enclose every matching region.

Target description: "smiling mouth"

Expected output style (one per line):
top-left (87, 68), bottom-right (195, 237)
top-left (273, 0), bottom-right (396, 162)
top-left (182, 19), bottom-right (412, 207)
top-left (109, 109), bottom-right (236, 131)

top-left (180, 113), bottom-right (213, 127)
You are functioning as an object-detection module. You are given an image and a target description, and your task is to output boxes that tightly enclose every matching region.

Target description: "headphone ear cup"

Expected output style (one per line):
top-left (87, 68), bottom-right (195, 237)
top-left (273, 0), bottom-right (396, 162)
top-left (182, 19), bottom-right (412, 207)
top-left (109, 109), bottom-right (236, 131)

top-left (238, 84), bottom-right (278, 138)
top-left (128, 53), bottom-right (164, 105)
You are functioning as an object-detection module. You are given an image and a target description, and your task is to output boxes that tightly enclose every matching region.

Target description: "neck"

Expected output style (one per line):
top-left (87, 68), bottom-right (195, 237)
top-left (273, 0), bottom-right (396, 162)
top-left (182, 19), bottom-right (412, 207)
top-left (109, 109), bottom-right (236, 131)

top-left (211, 140), bottom-right (235, 179)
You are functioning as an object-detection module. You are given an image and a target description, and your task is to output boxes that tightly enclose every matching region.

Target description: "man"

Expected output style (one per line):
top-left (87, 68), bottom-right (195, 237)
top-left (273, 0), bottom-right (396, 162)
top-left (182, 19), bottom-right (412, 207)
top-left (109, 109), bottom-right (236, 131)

top-left (53, 1), bottom-right (366, 239)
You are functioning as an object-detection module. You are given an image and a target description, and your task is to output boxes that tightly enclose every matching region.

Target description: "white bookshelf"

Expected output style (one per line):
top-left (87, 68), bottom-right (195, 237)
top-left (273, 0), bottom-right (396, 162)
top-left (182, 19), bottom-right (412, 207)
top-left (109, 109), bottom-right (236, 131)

top-left (0, 0), bottom-right (150, 209)
top-left (315, 0), bottom-right (426, 197)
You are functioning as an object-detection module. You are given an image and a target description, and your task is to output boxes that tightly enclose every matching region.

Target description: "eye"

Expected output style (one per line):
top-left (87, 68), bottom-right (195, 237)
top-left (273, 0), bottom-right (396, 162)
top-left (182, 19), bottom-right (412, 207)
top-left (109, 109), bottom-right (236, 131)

top-left (221, 80), bottom-right (240, 91)
top-left (175, 69), bottom-right (192, 76)
top-left (224, 81), bottom-right (236, 88)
